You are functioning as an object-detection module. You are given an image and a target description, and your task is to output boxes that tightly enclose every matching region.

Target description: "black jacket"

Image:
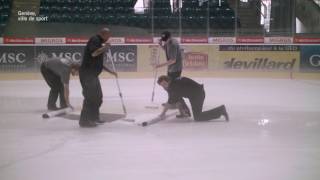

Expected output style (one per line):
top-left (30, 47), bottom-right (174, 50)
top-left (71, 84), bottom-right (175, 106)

top-left (168, 77), bottom-right (204, 104)
top-left (80, 35), bottom-right (104, 75)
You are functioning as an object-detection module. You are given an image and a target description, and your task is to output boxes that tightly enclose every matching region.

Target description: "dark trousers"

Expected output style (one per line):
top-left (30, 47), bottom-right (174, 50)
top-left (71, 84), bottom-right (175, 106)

top-left (167, 71), bottom-right (191, 115)
top-left (189, 85), bottom-right (225, 121)
top-left (79, 70), bottom-right (103, 123)
top-left (41, 64), bottom-right (66, 109)
top-left (167, 71), bottom-right (181, 80)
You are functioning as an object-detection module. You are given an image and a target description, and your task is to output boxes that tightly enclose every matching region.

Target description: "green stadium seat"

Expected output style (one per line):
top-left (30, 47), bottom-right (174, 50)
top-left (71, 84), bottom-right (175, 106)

top-left (61, 5), bottom-right (71, 13)
top-left (153, 0), bottom-right (171, 8)
top-left (0, 14), bottom-right (9, 22)
top-left (182, 0), bottom-right (198, 8)
top-left (39, 6), bottom-right (50, 14)
top-left (61, 13), bottom-right (72, 22)
top-left (209, 15), bottom-right (218, 28)
top-left (103, 6), bottom-right (114, 14)
top-left (196, 16), bottom-right (207, 28)
top-left (114, 0), bottom-right (134, 8)
top-left (114, 7), bottom-right (133, 14)
top-left (220, 16), bottom-right (235, 28)
top-left (153, 7), bottom-right (171, 15)
top-left (72, 13), bottom-right (81, 23)
top-left (92, 13), bottom-right (103, 23)
top-left (101, 1), bottom-right (113, 7)
top-left (126, 14), bottom-right (137, 26)
top-left (50, 5), bottom-right (60, 13)
top-left (210, 0), bottom-right (229, 7)
top-left (95, 6), bottom-right (102, 13)
top-left (167, 15), bottom-right (179, 28)
top-left (105, 15), bottom-right (117, 25)
top-left (154, 15), bottom-right (169, 29)
top-left (49, 13), bottom-right (59, 22)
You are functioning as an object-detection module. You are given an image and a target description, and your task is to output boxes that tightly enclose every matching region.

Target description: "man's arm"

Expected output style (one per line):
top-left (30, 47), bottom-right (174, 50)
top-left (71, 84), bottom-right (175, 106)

top-left (155, 41), bottom-right (178, 69)
top-left (92, 43), bottom-right (111, 57)
top-left (63, 84), bottom-right (72, 109)
top-left (155, 59), bottom-right (176, 69)
top-left (159, 89), bottom-right (179, 118)
top-left (159, 105), bottom-right (170, 119)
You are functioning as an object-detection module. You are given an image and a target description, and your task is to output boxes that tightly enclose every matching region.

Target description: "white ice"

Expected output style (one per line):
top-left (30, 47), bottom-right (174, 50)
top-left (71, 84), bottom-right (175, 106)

top-left (0, 77), bottom-right (320, 180)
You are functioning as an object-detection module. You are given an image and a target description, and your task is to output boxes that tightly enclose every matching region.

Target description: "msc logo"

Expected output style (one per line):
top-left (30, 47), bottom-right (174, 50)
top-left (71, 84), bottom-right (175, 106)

top-left (35, 52), bottom-right (82, 64)
top-left (309, 54), bottom-right (320, 67)
top-left (106, 51), bottom-right (135, 63)
top-left (0, 53), bottom-right (26, 64)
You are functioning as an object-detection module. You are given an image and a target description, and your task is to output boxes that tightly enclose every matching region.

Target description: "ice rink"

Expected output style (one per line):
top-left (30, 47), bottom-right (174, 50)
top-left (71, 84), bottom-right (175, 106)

top-left (0, 77), bottom-right (320, 180)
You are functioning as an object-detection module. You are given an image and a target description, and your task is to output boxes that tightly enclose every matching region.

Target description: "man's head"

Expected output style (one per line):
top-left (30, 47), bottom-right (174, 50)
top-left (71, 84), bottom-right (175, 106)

top-left (157, 75), bottom-right (171, 89)
top-left (99, 28), bottom-right (111, 42)
top-left (160, 31), bottom-right (171, 42)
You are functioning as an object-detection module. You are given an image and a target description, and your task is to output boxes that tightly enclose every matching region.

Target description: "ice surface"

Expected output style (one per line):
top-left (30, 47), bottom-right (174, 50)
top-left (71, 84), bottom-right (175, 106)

top-left (0, 78), bottom-right (320, 180)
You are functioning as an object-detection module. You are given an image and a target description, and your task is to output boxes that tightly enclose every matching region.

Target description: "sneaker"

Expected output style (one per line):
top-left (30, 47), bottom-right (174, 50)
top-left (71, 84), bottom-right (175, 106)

top-left (79, 120), bottom-right (97, 128)
top-left (176, 114), bottom-right (191, 118)
top-left (221, 105), bottom-right (229, 122)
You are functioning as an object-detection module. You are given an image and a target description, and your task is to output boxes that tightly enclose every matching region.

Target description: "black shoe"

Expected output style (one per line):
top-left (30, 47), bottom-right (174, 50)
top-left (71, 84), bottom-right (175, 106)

top-left (60, 104), bottom-right (68, 109)
top-left (79, 120), bottom-right (97, 128)
top-left (95, 119), bottom-right (107, 124)
top-left (221, 105), bottom-right (229, 122)
top-left (176, 114), bottom-right (191, 118)
top-left (48, 106), bottom-right (59, 111)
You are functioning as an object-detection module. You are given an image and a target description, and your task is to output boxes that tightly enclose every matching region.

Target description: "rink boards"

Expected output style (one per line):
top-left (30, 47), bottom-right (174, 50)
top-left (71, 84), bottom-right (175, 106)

top-left (0, 44), bottom-right (319, 80)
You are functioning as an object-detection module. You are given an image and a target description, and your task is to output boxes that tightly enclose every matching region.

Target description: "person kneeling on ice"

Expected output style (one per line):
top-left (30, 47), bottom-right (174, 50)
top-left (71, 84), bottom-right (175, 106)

top-left (157, 75), bottom-right (229, 121)
top-left (41, 57), bottom-right (80, 110)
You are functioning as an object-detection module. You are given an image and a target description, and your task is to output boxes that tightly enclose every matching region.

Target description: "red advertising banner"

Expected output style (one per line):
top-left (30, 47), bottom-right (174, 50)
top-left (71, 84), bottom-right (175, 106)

top-left (4, 37), bottom-right (35, 44)
top-left (209, 37), bottom-right (236, 44)
top-left (35, 37), bottom-right (66, 44)
top-left (181, 37), bottom-right (208, 43)
top-left (125, 37), bottom-right (153, 44)
top-left (109, 37), bottom-right (125, 44)
top-left (294, 37), bottom-right (320, 44)
top-left (264, 37), bottom-right (293, 44)
top-left (183, 52), bottom-right (208, 71)
top-left (66, 37), bottom-right (89, 44)
top-left (236, 36), bottom-right (264, 43)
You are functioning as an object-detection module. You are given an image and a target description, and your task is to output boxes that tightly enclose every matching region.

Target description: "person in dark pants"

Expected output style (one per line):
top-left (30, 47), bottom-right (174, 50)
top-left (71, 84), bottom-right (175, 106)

top-left (79, 28), bottom-right (117, 128)
top-left (41, 57), bottom-right (79, 110)
top-left (157, 75), bottom-right (229, 122)
top-left (154, 31), bottom-right (191, 118)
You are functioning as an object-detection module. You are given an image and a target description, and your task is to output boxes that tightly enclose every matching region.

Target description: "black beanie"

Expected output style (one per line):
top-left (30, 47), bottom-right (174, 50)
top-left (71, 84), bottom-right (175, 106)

top-left (161, 31), bottom-right (171, 41)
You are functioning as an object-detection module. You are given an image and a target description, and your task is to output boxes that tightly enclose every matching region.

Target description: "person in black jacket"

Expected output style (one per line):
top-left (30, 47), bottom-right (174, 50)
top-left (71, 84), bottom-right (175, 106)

top-left (79, 28), bottom-right (117, 128)
top-left (157, 75), bottom-right (229, 121)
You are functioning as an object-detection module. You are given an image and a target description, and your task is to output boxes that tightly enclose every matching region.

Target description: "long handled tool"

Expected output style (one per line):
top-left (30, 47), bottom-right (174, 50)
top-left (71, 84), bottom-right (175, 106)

top-left (109, 49), bottom-right (127, 115)
top-left (145, 45), bottom-right (160, 109)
